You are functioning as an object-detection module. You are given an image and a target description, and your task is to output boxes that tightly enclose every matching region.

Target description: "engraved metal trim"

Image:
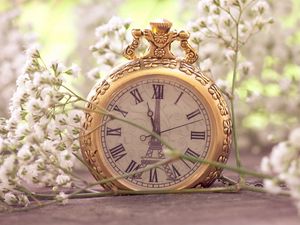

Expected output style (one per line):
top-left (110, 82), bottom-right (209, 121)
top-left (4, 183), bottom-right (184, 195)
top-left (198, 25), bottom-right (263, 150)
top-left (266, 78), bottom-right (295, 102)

top-left (80, 58), bottom-right (232, 190)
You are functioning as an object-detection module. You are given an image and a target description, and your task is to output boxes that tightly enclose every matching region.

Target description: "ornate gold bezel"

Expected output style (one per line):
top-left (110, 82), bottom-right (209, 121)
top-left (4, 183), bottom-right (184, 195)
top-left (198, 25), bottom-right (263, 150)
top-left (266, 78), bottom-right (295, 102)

top-left (80, 58), bottom-right (232, 191)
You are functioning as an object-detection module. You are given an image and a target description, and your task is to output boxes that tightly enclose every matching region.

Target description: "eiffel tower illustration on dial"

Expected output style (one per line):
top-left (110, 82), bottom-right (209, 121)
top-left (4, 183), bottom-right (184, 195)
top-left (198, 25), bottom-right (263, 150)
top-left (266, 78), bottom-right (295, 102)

top-left (134, 95), bottom-right (176, 181)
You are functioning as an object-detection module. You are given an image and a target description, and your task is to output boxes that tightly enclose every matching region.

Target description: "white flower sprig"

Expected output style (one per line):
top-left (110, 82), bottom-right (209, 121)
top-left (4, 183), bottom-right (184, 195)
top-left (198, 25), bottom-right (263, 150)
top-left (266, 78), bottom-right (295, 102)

top-left (261, 127), bottom-right (300, 212)
top-left (188, 0), bottom-right (273, 76)
top-left (0, 47), bottom-right (83, 207)
top-left (89, 16), bottom-right (132, 79)
top-left (0, 8), bottom-right (37, 117)
top-left (74, 0), bottom-right (124, 74)
top-left (186, 0), bottom-right (300, 151)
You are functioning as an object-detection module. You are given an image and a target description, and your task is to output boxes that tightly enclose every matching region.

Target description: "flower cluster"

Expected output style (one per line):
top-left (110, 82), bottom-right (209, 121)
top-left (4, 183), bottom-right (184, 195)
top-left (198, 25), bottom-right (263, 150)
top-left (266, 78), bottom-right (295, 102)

top-left (185, 0), bottom-right (300, 151)
top-left (188, 0), bottom-right (273, 75)
top-left (74, 0), bottom-right (124, 76)
top-left (88, 16), bottom-right (132, 80)
top-left (0, 47), bottom-right (83, 206)
top-left (0, 8), bottom-right (36, 118)
top-left (261, 127), bottom-right (300, 212)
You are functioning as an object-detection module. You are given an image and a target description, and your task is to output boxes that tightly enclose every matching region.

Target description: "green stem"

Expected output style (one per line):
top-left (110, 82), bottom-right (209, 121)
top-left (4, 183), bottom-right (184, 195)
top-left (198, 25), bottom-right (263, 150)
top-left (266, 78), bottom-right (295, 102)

top-left (67, 157), bottom-right (176, 198)
top-left (240, 184), bottom-right (290, 196)
top-left (231, 8), bottom-right (243, 180)
top-left (32, 186), bottom-right (239, 200)
top-left (11, 200), bottom-right (58, 213)
top-left (179, 153), bottom-right (272, 180)
top-left (16, 185), bottom-right (42, 206)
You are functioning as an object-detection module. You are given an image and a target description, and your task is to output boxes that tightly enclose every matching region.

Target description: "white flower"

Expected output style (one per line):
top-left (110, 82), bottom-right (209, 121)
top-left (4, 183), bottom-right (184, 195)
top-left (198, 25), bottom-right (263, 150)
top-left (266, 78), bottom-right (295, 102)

top-left (0, 9), bottom-right (37, 117)
top-left (0, 137), bottom-right (3, 151)
top-left (4, 192), bottom-right (18, 205)
top-left (238, 61), bottom-right (253, 76)
top-left (262, 127), bottom-right (300, 212)
top-left (260, 156), bottom-right (271, 173)
top-left (89, 16), bottom-right (131, 79)
top-left (15, 123), bottom-right (29, 138)
top-left (68, 64), bottom-right (81, 77)
top-left (269, 142), bottom-right (291, 173)
top-left (27, 98), bottom-right (43, 114)
top-left (17, 144), bottom-right (32, 161)
top-left (252, 0), bottom-right (269, 15)
top-left (55, 174), bottom-right (71, 186)
top-left (87, 67), bottom-right (100, 80)
top-left (198, 0), bottom-right (213, 13)
top-left (56, 192), bottom-right (69, 205)
top-left (200, 58), bottom-right (212, 72)
top-left (25, 44), bottom-right (40, 58)
top-left (263, 179), bottom-right (281, 194)
top-left (245, 90), bottom-right (260, 103)
top-left (17, 194), bottom-right (29, 206)
top-left (224, 49), bottom-right (235, 61)
top-left (288, 127), bottom-right (300, 148)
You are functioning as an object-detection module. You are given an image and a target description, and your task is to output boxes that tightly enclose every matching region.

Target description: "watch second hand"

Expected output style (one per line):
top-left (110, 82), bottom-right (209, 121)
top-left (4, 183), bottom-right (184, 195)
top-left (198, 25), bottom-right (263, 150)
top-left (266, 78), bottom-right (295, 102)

top-left (140, 118), bottom-right (203, 141)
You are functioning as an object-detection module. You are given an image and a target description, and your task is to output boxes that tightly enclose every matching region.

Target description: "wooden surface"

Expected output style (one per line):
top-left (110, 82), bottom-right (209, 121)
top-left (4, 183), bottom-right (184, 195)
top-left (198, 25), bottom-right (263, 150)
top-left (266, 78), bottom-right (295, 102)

top-left (1, 152), bottom-right (299, 225)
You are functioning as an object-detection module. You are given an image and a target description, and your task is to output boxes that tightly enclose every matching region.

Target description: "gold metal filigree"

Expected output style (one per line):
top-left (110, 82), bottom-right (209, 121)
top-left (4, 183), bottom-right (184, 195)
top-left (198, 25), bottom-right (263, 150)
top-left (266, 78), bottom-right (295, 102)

top-left (123, 19), bottom-right (198, 64)
top-left (80, 20), bottom-right (232, 191)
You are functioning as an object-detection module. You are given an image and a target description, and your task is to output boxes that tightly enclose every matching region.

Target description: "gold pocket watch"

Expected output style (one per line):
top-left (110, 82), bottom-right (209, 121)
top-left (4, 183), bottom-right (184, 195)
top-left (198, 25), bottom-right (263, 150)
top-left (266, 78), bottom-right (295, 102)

top-left (80, 19), bottom-right (232, 190)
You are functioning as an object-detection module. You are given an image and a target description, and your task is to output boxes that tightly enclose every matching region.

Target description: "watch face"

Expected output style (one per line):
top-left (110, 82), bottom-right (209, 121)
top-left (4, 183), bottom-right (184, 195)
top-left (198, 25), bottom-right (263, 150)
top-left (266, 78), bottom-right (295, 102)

top-left (100, 75), bottom-right (212, 189)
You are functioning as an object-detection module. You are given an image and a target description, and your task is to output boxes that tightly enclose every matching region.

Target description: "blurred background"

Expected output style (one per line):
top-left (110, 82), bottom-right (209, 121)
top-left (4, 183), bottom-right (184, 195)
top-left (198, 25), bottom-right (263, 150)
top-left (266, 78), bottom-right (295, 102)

top-left (0, 0), bottom-right (300, 153)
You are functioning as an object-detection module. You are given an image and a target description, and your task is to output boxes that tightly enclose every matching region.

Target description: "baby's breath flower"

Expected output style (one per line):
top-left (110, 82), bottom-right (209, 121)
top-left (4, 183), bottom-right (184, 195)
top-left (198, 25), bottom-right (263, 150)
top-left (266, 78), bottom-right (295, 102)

top-left (288, 128), bottom-right (300, 148)
top-left (56, 192), bottom-right (69, 205)
top-left (0, 45), bottom-right (83, 207)
top-left (185, 0), bottom-right (300, 152)
top-left (252, 0), bottom-right (269, 15)
top-left (65, 64), bottom-right (81, 77)
top-left (0, 9), bottom-right (37, 117)
top-left (89, 16), bottom-right (132, 78)
top-left (263, 179), bottom-right (281, 194)
top-left (3, 192), bottom-right (18, 205)
top-left (238, 61), bottom-right (253, 76)
top-left (261, 127), bottom-right (300, 212)
top-left (17, 194), bottom-right (29, 206)
top-left (56, 174), bottom-right (71, 187)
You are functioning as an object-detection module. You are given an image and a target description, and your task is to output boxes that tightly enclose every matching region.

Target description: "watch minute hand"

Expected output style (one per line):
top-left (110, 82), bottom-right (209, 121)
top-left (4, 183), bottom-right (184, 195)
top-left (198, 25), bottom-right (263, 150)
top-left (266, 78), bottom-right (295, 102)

top-left (139, 119), bottom-right (203, 141)
top-left (160, 119), bottom-right (203, 134)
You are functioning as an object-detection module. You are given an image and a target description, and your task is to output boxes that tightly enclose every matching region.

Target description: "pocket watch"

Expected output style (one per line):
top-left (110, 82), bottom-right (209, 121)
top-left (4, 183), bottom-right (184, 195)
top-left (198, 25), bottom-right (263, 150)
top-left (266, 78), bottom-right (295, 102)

top-left (80, 19), bottom-right (232, 191)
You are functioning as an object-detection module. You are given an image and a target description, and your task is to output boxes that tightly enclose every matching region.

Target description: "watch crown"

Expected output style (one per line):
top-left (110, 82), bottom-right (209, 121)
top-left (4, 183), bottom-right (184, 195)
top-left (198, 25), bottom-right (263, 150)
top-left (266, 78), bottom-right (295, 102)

top-left (123, 19), bottom-right (199, 64)
top-left (150, 19), bottom-right (172, 34)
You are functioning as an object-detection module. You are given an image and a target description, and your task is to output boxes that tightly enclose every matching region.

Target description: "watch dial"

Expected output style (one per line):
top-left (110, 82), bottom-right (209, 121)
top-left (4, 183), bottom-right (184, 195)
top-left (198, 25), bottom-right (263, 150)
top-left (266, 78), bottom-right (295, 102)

top-left (100, 76), bottom-right (212, 188)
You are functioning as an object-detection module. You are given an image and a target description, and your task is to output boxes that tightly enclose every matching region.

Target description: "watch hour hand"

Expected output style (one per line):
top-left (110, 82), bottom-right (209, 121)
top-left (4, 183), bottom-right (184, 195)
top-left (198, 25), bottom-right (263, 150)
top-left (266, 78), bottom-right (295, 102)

top-left (146, 102), bottom-right (155, 129)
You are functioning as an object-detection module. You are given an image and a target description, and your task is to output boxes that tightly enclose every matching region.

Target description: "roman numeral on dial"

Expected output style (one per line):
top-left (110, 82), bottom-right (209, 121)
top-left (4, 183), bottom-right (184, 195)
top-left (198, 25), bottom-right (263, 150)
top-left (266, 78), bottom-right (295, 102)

top-left (149, 168), bottom-right (158, 182)
top-left (186, 109), bottom-right (201, 120)
top-left (106, 127), bottom-right (121, 136)
top-left (191, 131), bottom-right (205, 140)
top-left (130, 88), bottom-right (144, 104)
top-left (170, 164), bottom-right (181, 178)
top-left (109, 144), bottom-right (127, 162)
top-left (181, 148), bottom-right (200, 169)
top-left (113, 105), bottom-right (128, 117)
top-left (152, 84), bottom-right (164, 99)
top-left (174, 91), bottom-right (183, 105)
top-left (125, 160), bottom-right (140, 173)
